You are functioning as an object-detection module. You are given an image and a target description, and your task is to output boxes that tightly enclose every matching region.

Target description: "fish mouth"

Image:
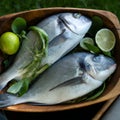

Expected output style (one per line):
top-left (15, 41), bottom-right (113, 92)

top-left (108, 64), bottom-right (117, 73)
top-left (58, 15), bottom-right (79, 35)
top-left (87, 63), bottom-right (117, 81)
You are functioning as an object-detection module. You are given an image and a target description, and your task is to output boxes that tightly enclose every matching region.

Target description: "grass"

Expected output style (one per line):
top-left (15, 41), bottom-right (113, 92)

top-left (0, 0), bottom-right (120, 20)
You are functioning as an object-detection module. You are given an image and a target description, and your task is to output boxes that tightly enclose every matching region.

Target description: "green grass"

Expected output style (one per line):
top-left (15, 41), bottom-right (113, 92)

top-left (0, 0), bottom-right (120, 20)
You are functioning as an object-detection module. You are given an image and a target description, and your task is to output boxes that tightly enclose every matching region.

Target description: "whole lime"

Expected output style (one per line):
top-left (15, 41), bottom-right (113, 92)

top-left (0, 32), bottom-right (20, 55)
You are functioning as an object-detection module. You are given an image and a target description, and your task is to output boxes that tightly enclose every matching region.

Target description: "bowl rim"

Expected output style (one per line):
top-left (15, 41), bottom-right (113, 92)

top-left (0, 7), bottom-right (120, 112)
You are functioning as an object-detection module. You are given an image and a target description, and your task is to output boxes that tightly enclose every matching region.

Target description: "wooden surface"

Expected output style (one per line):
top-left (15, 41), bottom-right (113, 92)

top-left (4, 102), bottom-right (104, 120)
top-left (92, 96), bottom-right (118, 120)
top-left (0, 7), bottom-right (120, 112)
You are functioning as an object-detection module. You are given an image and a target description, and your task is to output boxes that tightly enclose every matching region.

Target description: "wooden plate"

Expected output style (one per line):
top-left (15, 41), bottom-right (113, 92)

top-left (0, 7), bottom-right (120, 112)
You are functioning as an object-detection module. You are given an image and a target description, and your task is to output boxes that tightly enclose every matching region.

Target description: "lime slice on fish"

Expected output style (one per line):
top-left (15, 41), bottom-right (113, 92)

top-left (80, 37), bottom-right (94, 50)
top-left (95, 28), bottom-right (116, 52)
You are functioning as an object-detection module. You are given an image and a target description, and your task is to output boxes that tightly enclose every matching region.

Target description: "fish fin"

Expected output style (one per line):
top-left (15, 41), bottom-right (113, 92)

top-left (49, 76), bottom-right (85, 91)
top-left (0, 93), bottom-right (18, 108)
top-left (49, 29), bottom-right (66, 47)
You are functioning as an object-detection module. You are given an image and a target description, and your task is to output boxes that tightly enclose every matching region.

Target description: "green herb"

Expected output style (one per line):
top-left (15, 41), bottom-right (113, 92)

top-left (7, 64), bottom-right (49, 96)
top-left (29, 26), bottom-right (48, 55)
top-left (7, 78), bottom-right (29, 95)
top-left (7, 19), bottom-right (49, 96)
top-left (84, 42), bottom-right (101, 54)
top-left (86, 83), bottom-right (105, 101)
top-left (84, 41), bottom-right (113, 57)
top-left (3, 59), bottom-right (10, 68)
top-left (11, 17), bottom-right (27, 34)
top-left (88, 16), bottom-right (103, 36)
top-left (102, 51), bottom-right (112, 57)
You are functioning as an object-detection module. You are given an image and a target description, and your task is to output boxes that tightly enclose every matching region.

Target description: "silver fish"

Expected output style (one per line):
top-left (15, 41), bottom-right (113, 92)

top-left (40, 13), bottom-right (92, 65)
top-left (0, 13), bottom-right (92, 90)
top-left (0, 52), bottom-right (116, 107)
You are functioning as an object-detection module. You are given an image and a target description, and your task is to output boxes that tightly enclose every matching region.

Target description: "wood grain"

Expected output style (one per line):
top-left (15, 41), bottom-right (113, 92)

top-left (0, 7), bottom-right (120, 112)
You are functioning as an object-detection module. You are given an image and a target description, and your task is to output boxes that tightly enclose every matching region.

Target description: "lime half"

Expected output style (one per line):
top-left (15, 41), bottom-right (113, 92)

top-left (95, 28), bottom-right (116, 52)
top-left (80, 37), bottom-right (94, 50)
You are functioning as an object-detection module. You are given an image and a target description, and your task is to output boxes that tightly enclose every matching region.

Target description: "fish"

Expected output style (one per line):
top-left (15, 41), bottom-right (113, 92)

top-left (39, 12), bottom-right (92, 65)
top-left (0, 52), bottom-right (116, 107)
top-left (0, 12), bottom-right (92, 91)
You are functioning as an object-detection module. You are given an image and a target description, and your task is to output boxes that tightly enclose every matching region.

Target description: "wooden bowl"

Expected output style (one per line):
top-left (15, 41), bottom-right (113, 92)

top-left (0, 7), bottom-right (120, 112)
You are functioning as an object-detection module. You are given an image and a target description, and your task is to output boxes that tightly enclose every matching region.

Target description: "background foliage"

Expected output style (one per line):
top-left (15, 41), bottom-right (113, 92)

top-left (0, 0), bottom-right (120, 20)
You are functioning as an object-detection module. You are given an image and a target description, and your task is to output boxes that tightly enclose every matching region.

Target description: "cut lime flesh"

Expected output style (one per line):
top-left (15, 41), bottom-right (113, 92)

top-left (95, 28), bottom-right (116, 52)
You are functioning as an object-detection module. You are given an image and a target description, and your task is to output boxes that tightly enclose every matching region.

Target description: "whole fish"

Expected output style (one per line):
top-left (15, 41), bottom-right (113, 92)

top-left (0, 12), bottom-right (92, 91)
top-left (0, 52), bottom-right (116, 107)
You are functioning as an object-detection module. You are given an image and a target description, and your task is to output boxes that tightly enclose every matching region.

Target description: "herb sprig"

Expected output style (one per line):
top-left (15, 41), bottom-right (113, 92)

top-left (6, 17), bottom-right (49, 96)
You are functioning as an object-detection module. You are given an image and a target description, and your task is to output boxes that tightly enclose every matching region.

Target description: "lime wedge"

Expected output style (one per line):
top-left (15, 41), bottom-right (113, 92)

top-left (95, 28), bottom-right (116, 52)
top-left (80, 37), bottom-right (94, 50)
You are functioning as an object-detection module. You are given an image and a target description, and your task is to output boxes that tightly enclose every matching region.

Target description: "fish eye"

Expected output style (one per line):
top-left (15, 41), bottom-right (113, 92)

top-left (73, 13), bottom-right (81, 18)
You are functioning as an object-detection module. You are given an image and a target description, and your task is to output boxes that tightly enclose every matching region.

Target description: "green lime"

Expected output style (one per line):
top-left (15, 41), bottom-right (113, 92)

top-left (80, 37), bottom-right (94, 50)
top-left (0, 32), bottom-right (20, 55)
top-left (95, 28), bottom-right (116, 52)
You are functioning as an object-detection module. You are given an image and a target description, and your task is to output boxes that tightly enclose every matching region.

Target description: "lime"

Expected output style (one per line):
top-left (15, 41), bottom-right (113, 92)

top-left (0, 32), bottom-right (20, 55)
top-left (80, 37), bottom-right (94, 50)
top-left (95, 28), bottom-right (116, 52)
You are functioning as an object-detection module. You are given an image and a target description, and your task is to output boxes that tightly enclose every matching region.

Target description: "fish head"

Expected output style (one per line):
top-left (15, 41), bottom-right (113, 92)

top-left (37, 15), bottom-right (62, 41)
top-left (58, 13), bottom-right (92, 35)
top-left (83, 54), bottom-right (116, 81)
top-left (38, 12), bottom-right (92, 41)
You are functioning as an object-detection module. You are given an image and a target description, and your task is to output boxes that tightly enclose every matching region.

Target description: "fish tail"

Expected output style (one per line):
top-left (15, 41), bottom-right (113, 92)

top-left (0, 93), bottom-right (19, 108)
